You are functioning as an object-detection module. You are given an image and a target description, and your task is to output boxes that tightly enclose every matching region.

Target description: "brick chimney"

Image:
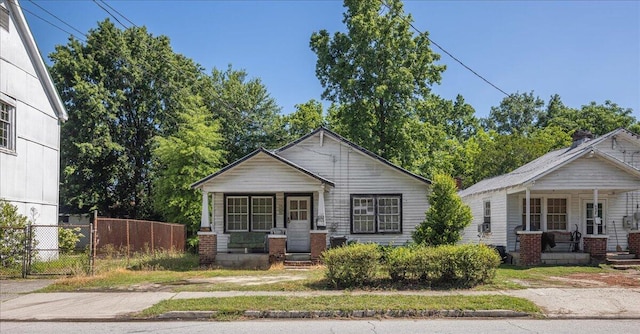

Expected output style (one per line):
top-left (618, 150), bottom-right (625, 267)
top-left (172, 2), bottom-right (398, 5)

top-left (570, 129), bottom-right (593, 149)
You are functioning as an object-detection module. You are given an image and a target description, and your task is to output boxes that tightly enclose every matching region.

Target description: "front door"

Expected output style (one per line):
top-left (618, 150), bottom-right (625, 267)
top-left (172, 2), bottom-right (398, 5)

top-left (585, 201), bottom-right (605, 235)
top-left (287, 196), bottom-right (311, 252)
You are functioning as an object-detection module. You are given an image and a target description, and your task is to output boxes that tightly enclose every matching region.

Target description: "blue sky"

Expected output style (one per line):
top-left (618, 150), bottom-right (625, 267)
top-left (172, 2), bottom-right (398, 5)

top-left (20, 0), bottom-right (640, 119)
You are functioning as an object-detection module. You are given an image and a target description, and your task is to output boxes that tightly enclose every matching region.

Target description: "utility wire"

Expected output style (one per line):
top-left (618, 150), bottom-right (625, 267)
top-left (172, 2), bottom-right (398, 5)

top-left (92, 0), bottom-right (127, 29)
top-left (27, 0), bottom-right (86, 37)
top-left (17, 1), bottom-right (86, 42)
top-left (382, 2), bottom-right (509, 97)
top-left (99, 0), bottom-right (138, 28)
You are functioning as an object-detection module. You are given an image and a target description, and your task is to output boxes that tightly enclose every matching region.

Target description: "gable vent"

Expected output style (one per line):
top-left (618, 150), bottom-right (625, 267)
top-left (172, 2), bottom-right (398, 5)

top-left (0, 6), bottom-right (9, 32)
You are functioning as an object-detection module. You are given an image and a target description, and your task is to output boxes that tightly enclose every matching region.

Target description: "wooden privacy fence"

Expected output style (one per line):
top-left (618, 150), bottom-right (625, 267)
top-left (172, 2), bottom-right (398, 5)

top-left (94, 217), bottom-right (186, 255)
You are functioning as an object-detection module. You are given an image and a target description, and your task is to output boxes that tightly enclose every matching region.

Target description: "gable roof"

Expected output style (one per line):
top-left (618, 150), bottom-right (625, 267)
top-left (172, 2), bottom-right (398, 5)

top-left (459, 128), bottom-right (640, 197)
top-left (6, 0), bottom-right (67, 121)
top-left (276, 126), bottom-right (431, 185)
top-left (191, 147), bottom-right (335, 189)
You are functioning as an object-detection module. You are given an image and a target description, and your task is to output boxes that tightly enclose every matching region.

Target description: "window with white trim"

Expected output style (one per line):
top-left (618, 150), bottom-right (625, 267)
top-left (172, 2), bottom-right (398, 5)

top-left (546, 198), bottom-right (567, 230)
top-left (483, 200), bottom-right (491, 223)
top-left (0, 100), bottom-right (15, 152)
top-left (251, 196), bottom-right (274, 231)
top-left (351, 194), bottom-right (402, 234)
top-left (522, 198), bottom-right (542, 231)
top-left (225, 195), bottom-right (274, 232)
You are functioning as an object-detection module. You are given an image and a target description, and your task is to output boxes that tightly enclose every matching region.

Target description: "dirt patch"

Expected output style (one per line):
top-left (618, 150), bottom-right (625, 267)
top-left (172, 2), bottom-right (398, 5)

top-left (563, 271), bottom-right (640, 287)
top-left (186, 275), bottom-right (307, 286)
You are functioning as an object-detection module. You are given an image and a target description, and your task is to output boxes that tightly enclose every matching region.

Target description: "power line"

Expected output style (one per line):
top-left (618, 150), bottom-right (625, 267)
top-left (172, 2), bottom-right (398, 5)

top-left (26, 0), bottom-right (86, 37)
top-left (99, 0), bottom-right (138, 28)
top-left (92, 0), bottom-right (127, 29)
top-left (17, 1), bottom-right (86, 42)
top-left (382, 2), bottom-right (509, 97)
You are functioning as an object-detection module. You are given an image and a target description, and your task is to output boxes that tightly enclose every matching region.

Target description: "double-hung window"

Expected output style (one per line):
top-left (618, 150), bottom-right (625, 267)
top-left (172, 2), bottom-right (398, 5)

top-left (225, 195), bottom-right (274, 232)
top-left (351, 194), bottom-right (402, 234)
top-left (547, 198), bottom-right (567, 231)
top-left (522, 198), bottom-right (542, 231)
top-left (0, 100), bottom-right (15, 153)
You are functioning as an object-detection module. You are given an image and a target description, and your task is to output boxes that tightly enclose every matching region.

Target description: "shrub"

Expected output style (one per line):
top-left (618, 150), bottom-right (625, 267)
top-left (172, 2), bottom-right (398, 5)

top-left (322, 243), bottom-right (381, 288)
top-left (0, 199), bottom-right (29, 268)
top-left (385, 244), bottom-right (501, 288)
top-left (58, 227), bottom-right (84, 254)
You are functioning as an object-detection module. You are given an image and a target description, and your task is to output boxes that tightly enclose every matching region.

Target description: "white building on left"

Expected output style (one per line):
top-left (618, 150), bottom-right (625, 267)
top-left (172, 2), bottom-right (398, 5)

top-left (0, 0), bottom-right (67, 255)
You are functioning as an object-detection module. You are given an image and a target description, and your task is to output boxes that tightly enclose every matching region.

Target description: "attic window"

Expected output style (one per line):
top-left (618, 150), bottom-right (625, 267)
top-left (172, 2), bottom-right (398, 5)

top-left (0, 6), bottom-right (9, 32)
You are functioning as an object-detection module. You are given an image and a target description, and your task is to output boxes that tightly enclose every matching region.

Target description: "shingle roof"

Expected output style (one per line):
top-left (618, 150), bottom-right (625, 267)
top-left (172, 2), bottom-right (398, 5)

top-left (458, 128), bottom-right (638, 197)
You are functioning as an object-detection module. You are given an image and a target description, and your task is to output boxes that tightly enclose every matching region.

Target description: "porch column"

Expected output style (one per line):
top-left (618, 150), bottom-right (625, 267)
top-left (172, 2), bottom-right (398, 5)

top-left (593, 188), bottom-right (598, 235)
top-left (317, 184), bottom-right (326, 229)
top-left (200, 190), bottom-right (210, 231)
top-left (525, 188), bottom-right (531, 231)
top-left (210, 193), bottom-right (215, 228)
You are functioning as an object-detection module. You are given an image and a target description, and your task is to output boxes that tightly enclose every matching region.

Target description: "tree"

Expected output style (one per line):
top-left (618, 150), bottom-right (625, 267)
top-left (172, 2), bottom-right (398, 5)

top-left (283, 99), bottom-right (325, 139)
top-left (412, 172), bottom-right (472, 246)
top-left (152, 91), bottom-right (225, 247)
top-left (204, 66), bottom-right (285, 163)
top-left (310, 0), bottom-right (445, 163)
top-left (482, 91), bottom-right (544, 135)
top-left (50, 20), bottom-right (204, 218)
top-left (547, 101), bottom-right (636, 136)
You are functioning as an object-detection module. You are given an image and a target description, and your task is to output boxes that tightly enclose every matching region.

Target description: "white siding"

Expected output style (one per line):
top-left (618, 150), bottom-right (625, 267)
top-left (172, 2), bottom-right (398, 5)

top-left (278, 132), bottom-right (430, 246)
top-left (0, 1), bottom-right (61, 232)
top-left (534, 156), bottom-right (640, 191)
top-left (460, 191), bottom-right (508, 248)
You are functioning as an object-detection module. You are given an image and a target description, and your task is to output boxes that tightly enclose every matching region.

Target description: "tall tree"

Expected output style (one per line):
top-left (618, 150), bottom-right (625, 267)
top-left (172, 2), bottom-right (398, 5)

top-left (283, 99), bottom-right (325, 139)
top-left (310, 0), bottom-right (445, 163)
top-left (50, 20), bottom-right (204, 218)
top-left (482, 91), bottom-right (544, 135)
top-left (152, 90), bottom-right (225, 246)
top-left (204, 66), bottom-right (285, 163)
top-left (547, 101), bottom-right (636, 136)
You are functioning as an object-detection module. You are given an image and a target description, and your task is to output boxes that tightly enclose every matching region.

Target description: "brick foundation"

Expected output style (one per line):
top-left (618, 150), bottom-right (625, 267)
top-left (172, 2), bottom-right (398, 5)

top-left (198, 231), bottom-right (217, 267)
top-left (517, 231), bottom-right (542, 266)
top-left (583, 235), bottom-right (608, 260)
top-left (629, 231), bottom-right (640, 257)
top-left (310, 231), bottom-right (328, 263)
top-left (268, 235), bottom-right (287, 263)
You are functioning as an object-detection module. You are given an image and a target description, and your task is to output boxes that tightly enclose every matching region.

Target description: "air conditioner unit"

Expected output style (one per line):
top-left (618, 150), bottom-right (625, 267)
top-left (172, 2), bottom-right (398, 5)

top-left (477, 222), bottom-right (491, 233)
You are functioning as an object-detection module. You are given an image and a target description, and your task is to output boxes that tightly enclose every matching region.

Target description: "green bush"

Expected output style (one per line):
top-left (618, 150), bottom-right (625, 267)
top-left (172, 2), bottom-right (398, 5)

top-left (322, 243), bottom-right (381, 288)
top-left (58, 227), bottom-right (84, 254)
top-left (385, 244), bottom-right (501, 288)
top-left (0, 199), bottom-right (30, 269)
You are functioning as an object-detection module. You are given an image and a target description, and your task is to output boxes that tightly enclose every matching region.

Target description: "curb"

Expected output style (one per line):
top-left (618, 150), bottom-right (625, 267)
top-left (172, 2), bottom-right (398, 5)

top-left (157, 309), bottom-right (532, 320)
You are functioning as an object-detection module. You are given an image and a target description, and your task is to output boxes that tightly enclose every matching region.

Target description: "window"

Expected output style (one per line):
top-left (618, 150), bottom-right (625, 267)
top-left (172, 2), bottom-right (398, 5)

top-left (351, 194), bottom-right (402, 234)
top-left (547, 198), bottom-right (567, 230)
top-left (225, 195), bottom-right (274, 232)
top-left (251, 196), bottom-right (274, 231)
top-left (483, 200), bottom-right (491, 223)
top-left (0, 100), bottom-right (15, 152)
top-left (522, 198), bottom-right (541, 230)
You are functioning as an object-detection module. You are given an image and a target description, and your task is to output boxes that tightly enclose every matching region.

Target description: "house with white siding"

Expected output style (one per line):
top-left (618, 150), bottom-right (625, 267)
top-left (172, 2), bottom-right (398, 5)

top-left (191, 127), bottom-right (431, 256)
top-left (0, 0), bottom-right (67, 259)
top-left (459, 129), bottom-right (640, 261)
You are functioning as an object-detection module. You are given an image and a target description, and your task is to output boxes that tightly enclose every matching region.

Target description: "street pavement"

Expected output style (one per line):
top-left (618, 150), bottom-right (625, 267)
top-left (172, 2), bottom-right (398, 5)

top-left (1, 280), bottom-right (640, 321)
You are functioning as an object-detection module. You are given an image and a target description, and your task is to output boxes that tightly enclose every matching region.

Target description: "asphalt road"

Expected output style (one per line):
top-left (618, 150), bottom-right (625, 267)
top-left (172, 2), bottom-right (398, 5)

top-left (2, 319), bottom-right (639, 334)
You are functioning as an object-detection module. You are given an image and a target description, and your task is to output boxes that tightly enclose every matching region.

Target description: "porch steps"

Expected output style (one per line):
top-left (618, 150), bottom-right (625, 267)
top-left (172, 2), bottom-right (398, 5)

top-left (606, 252), bottom-right (640, 270)
top-left (284, 253), bottom-right (316, 268)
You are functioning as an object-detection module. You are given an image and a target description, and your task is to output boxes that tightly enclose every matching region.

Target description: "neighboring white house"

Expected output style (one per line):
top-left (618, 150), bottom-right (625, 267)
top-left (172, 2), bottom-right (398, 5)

top-left (191, 127), bottom-right (431, 253)
top-left (0, 0), bottom-right (68, 258)
top-left (459, 129), bottom-right (640, 253)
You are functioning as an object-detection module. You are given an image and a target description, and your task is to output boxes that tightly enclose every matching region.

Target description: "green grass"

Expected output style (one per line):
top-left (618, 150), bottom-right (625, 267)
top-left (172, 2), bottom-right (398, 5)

top-left (138, 295), bottom-right (541, 319)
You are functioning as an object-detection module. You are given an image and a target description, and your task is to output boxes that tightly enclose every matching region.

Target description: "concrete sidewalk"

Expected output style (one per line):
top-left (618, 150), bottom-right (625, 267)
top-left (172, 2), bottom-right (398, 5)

top-left (1, 282), bottom-right (640, 320)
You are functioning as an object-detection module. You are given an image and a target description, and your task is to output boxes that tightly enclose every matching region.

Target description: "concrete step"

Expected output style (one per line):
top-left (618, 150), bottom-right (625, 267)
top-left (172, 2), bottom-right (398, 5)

top-left (611, 264), bottom-right (640, 270)
top-left (606, 252), bottom-right (636, 260)
top-left (607, 258), bottom-right (640, 266)
top-left (283, 260), bottom-right (315, 269)
top-left (285, 253), bottom-right (311, 261)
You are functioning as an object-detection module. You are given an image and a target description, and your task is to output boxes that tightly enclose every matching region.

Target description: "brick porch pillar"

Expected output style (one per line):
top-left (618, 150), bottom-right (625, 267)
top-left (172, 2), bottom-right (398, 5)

top-left (310, 230), bottom-right (328, 263)
top-left (268, 235), bottom-right (287, 264)
top-left (198, 231), bottom-right (217, 267)
top-left (517, 231), bottom-right (542, 266)
top-left (583, 235), bottom-right (608, 260)
top-left (629, 231), bottom-right (640, 257)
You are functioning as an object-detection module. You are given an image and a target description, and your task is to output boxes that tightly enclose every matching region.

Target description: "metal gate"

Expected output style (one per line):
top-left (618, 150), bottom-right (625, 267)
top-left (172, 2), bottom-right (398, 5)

top-left (0, 223), bottom-right (93, 278)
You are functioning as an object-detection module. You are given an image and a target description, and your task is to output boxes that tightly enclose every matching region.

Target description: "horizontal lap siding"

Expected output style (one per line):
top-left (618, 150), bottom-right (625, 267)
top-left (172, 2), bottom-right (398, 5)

top-left (461, 191), bottom-right (507, 247)
top-left (279, 133), bottom-right (429, 245)
top-left (534, 156), bottom-right (640, 190)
